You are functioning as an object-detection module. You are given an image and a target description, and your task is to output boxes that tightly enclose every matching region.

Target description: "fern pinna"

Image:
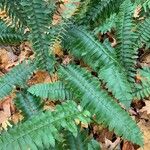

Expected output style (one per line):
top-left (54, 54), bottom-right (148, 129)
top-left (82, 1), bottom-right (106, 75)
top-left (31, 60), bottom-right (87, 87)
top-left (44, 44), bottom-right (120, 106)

top-left (0, 0), bottom-right (150, 149)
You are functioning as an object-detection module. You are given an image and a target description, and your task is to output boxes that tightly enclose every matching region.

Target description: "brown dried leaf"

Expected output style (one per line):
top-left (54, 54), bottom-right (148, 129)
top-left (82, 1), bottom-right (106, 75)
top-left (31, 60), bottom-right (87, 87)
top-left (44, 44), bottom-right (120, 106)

top-left (122, 141), bottom-right (135, 150)
top-left (138, 120), bottom-right (150, 150)
top-left (134, 5), bottom-right (142, 18)
top-left (140, 101), bottom-right (150, 114)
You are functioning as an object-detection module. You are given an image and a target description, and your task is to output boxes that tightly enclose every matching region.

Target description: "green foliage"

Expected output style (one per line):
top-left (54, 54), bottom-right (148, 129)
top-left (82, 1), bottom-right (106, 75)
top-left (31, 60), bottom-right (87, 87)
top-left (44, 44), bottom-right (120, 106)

top-left (58, 64), bottom-right (143, 146)
top-left (1, 0), bottom-right (150, 149)
top-left (0, 0), bottom-right (26, 28)
top-left (63, 25), bottom-right (116, 71)
top-left (28, 81), bottom-right (73, 101)
top-left (55, 129), bottom-right (101, 150)
top-left (20, 0), bottom-right (56, 72)
top-left (0, 61), bottom-right (36, 100)
top-left (93, 13), bottom-right (117, 35)
top-left (0, 19), bottom-right (24, 45)
top-left (116, 0), bottom-right (137, 83)
top-left (137, 16), bottom-right (150, 47)
top-left (99, 64), bottom-right (133, 107)
top-left (0, 101), bottom-right (91, 149)
top-left (63, 26), bottom-right (133, 107)
top-left (134, 67), bottom-right (150, 99)
top-left (80, 0), bottom-right (124, 27)
top-left (15, 91), bottom-right (43, 119)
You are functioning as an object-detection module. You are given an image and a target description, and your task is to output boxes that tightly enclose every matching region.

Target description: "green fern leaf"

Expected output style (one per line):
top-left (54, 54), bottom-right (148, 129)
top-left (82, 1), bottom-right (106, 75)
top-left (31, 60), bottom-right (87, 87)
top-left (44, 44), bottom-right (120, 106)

top-left (116, 0), bottom-right (138, 83)
top-left (99, 64), bottom-right (133, 108)
top-left (63, 26), bottom-right (117, 71)
top-left (20, 0), bottom-right (56, 72)
top-left (93, 13), bottom-right (117, 35)
top-left (0, 0), bottom-right (26, 28)
top-left (0, 101), bottom-right (91, 149)
top-left (63, 26), bottom-right (133, 107)
top-left (28, 81), bottom-right (73, 101)
top-left (15, 92), bottom-right (43, 119)
top-left (57, 129), bottom-right (101, 150)
top-left (0, 19), bottom-right (24, 45)
top-left (58, 64), bottom-right (143, 146)
top-left (82, 0), bottom-right (124, 26)
top-left (0, 61), bottom-right (36, 100)
top-left (134, 67), bottom-right (150, 99)
top-left (137, 17), bottom-right (150, 48)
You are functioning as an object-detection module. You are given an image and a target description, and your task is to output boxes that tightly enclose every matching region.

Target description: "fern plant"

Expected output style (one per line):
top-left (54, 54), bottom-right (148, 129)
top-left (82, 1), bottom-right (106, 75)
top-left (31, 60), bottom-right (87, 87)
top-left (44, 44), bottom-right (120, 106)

top-left (0, 0), bottom-right (150, 149)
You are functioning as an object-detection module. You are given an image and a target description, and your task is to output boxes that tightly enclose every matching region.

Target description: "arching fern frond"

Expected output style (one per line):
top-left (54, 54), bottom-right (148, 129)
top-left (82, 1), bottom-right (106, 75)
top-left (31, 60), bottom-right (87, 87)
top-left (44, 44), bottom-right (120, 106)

top-left (134, 67), bottom-right (150, 99)
top-left (99, 64), bottom-right (133, 108)
top-left (0, 101), bottom-right (91, 149)
top-left (28, 81), bottom-right (73, 101)
top-left (58, 64), bottom-right (143, 146)
top-left (85, 0), bottom-right (124, 27)
top-left (20, 0), bottom-right (56, 72)
top-left (137, 16), bottom-right (150, 48)
top-left (93, 13), bottom-right (117, 35)
top-left (116, 0), bottom-right (137, 83)
top-left (63, 26), bottom-right (116, 71)
top-left (15, 92), bottom-right (43, 119)
top-left (57, 129), bottom-right (100, 150)
top-left (0, 0), bottom-right (26, 28)
top-left (0, 61), bottom-right (36, 100)
top-left (63, 26), bottom-right (133, 107)
top-left (0, 19), bottom-right (24, 45)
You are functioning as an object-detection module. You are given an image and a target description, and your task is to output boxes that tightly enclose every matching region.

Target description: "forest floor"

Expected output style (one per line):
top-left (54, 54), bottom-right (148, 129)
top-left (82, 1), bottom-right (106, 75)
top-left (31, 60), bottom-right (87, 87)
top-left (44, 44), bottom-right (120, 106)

top-left (0, 41), bottom-right (149, 150)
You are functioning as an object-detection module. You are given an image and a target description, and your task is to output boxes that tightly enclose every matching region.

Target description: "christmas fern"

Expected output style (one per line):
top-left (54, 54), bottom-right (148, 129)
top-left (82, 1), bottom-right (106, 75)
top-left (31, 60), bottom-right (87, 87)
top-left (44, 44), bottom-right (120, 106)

top-left (20, 0), bottom-right (56, 72)
top-left (63, 26), bottom-right (133, 108)
top-left (56, 129), bottom-right (101, 150)
top-left (0, 61), bottom-right (35, 100)
top-left (15, 92), bottom-right (43, 119)
top-left (116, 0), bottom-right (137, 83)
top-left (1, 0), bottom-right (150, 149)
top-left (137, 16), bottom-right (150, 47)
top-left (28, 81), bottom-right (73, 101)
top-left (0, 101), bottom-right (91, 149)
top-left (0, 19), bottom-right (24, 45)
top-left (134, 67), bottom-right (150, 99)
top-left (58, 64), bottom-right (143, 146)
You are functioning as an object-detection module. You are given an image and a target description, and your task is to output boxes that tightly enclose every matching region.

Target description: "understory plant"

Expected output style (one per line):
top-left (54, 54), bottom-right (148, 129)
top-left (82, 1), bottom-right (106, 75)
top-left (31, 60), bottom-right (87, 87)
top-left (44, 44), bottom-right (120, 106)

top-left (0, 0), bottom-right (150, 149)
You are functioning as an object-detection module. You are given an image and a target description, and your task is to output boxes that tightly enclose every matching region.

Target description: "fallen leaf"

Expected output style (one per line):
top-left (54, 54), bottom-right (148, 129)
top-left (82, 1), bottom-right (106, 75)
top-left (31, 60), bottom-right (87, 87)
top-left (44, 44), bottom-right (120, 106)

top-left (138, 120), bottom-right (150, 150)
top-left (122, 141), bottom-right (135, 150)
top-left (140, 101), bottom-right (150, 114)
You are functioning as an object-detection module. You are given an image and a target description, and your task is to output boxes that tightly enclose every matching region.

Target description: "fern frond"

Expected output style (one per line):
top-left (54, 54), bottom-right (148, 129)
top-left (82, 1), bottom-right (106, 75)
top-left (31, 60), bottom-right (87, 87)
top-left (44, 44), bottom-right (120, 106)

top-left (84, 0), bottom-right (124, 26)
top-left (58, 64), bottom-right (143, 146)
top-left (134, 67), bottom-right (150, 99)
top-left (137, 17), bottom-right (150, 47)
top-left (0, 101), bottom-right (90, 149)
top-left (15, 92), bottom-right (43, 119)
top-left (63, 26), bottom-right (117, 71)
top-left (0, 0), bottom-right (26, 28)
top-left (143, 0), bottom-right (150, 12)
top-left (63, 26), bottom-right (132, 107)
top-left (99, 64), bottom-right (133, 108)
top-left (116, 0), bottom-right (138, 83)
top-left (20, 0), bottom-right (56, 72)
top-left (93, 13), bottom-right (117, 35)
top-left (0, 19), bottom-right (24, 45)
top-left (28, 81), bottom-right (73, 101)
top-left (0, 61), bottom-right (36, 100)
top-left (58, 129), bottom-right (100, 150)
